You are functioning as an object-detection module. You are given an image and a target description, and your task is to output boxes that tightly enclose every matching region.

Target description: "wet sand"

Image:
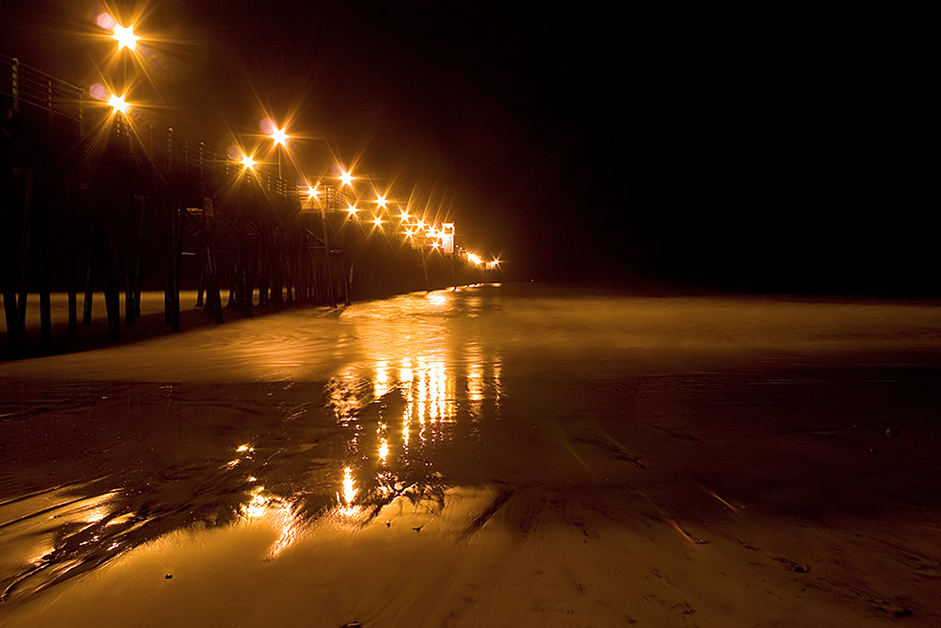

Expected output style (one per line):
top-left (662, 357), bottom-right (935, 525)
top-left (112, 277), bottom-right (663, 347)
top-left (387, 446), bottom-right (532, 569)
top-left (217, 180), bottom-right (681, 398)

top-left (1, 285), bottom-right (941, 626)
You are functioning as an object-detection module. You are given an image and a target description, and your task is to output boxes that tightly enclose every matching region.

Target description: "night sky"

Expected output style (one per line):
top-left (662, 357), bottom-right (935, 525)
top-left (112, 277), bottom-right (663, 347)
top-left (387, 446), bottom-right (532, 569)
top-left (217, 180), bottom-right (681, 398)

top-left (2, 2), bottom-right (928, 296)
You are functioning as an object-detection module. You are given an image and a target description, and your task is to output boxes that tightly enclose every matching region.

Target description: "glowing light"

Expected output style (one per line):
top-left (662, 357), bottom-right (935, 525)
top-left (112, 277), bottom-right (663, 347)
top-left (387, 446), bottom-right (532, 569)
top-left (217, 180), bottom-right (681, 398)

top-left (373, 216), bottom-right (383, 228)
top-left (108, 93), bottom-right (130, 115)
top-left (240, 155), bottom-right (257, 170)
top-left (306, 185), bottom-right (319, 200)
top-left (339, 169), bottom-right (354, 187)
top-left (346, 203), bottom-right (358, 216)
top-left (375, 194), bottom-right (388, 209)
top-left (378, 439), bottom-right (389, 463)
top-left (375, 361), bottom-right (389, 397)
top-left (244, 487), bottom-right (269, 519)
top-left (466, 252), bottom-right (483, 266)
top-left (112, 24), bottom-right (140, 51)
top-left (341, 467), bottom-right (357, 506)
top-left (405, 228), bottom-right (414, 238)
top-left (269, 126), bottom-right (289, 146)
top-left (236, 444), bottom-right (254, 453)
top-left (399, 210), bottom-right (410, 221)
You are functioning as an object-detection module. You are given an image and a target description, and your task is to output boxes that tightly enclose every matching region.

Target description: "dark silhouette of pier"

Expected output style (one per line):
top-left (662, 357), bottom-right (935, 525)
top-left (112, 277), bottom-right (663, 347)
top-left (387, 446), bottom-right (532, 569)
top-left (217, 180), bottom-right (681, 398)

top-left (1, 55), bottom-right (493, 359)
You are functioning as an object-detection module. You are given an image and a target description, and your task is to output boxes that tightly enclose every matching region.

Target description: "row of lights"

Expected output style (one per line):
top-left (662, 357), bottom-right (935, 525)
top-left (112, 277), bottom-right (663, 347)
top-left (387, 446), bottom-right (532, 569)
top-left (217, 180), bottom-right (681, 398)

top-left (92, 12), bottom-right (498, 269)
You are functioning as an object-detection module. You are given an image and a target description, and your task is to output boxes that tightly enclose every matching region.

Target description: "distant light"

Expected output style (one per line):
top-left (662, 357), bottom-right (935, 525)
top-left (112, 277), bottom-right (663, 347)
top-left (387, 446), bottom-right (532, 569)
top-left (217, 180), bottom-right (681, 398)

top-left (306, 185), bottom-right (319, 200)
top-left (240, 154), bottom-right (257, 170)
top-left (375, 194), bottom-right (388, 209)
top-left (346, 203), bottom-right (358, 216)
top-left (399, 211), bottom-right (410, 221)
top-left (112, 24), bottom-right (140, 52)
top-left (339, 169), bottom-right (354, 187)
top-left (373, 216), bottom-right (383, 228)
top-left (108, 93), bottom-right (130, 115)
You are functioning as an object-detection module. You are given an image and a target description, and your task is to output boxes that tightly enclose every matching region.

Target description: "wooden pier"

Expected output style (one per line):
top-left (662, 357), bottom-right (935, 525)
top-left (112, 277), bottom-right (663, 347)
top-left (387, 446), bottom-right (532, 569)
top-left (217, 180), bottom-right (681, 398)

top-left (1, 55), bottom-right (489, 358)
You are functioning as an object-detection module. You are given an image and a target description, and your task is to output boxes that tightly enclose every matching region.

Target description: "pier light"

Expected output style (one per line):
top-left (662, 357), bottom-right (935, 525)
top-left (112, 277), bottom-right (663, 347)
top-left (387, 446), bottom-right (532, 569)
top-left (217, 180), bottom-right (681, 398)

top-left (269, 126), bottom-right (289, 147)
top-left (111, 23), bottom-right (140, 52)
top-left (339, 169), bottom-right (354, 187)
top-left (346, 203), bottom-right (358, 218)
top-left (108, 93), bottom-right (130, 115)
top-left (265, 121), bottom-right (289, 178)
top-left (306, 184), bottom-right (319, 201)
top-left (239, 154), bottom-right (257, 170)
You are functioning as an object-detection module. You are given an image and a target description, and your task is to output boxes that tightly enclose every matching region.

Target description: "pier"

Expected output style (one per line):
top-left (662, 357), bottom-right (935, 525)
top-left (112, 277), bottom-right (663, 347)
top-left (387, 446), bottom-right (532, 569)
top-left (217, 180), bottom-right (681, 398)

top-left (1, 54), bottom-right (496, 358)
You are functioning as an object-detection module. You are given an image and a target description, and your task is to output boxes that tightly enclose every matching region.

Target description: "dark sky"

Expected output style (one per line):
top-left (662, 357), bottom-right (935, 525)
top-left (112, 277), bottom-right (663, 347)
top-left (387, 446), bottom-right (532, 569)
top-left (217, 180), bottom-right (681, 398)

top-left (2, 2), bottom-right (928, 295)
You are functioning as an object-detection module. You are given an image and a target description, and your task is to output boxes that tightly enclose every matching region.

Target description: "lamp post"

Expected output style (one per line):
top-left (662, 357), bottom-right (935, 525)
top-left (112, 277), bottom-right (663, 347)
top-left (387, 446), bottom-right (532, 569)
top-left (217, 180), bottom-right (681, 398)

top-left (268, 124), bottom-right (288, 182)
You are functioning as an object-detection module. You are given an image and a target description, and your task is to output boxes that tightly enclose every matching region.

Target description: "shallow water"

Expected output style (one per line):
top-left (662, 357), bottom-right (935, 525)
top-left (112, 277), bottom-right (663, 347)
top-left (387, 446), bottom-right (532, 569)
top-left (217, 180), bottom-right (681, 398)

top-left (2, 284), bottom-right (941, 626)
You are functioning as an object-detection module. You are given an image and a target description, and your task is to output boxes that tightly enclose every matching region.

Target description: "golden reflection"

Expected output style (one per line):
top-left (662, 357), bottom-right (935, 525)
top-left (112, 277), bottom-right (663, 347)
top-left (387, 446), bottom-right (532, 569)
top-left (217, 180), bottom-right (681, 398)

top-left (375, 360), bottom-right (389, 398)
top-left (378, 438), bottom-right (389, 463)
top-left (340, 466), bottom-right (357, 514)
top-left (244, 486), bottom-right (269, 519)
top-left (237, 484), bottom-right (301, 559)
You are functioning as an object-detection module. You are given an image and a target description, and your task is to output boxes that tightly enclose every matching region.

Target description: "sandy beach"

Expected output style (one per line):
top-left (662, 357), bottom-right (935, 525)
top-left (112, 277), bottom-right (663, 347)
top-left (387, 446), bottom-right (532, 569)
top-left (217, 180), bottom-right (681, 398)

top-left (1, 284), bottom-right (940, 627)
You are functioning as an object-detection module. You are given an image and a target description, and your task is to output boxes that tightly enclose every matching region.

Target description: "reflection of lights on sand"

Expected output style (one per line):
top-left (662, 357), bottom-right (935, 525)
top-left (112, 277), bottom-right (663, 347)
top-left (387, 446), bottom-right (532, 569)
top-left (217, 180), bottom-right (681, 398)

top-left (375, 360), bottom-right (389, 398)
top-left (244, 486), bottom-right (269, 519)
top-left (427, 292), bottom-right (447, 305)
top-left (238, 485), bottom-right (301, 558)
top-left (75, 491), bottom-right (120, 525)
top-left (378, 438), bottom-right (389, 463)
top-left (228, 443), bottom-right (254, 469)
top-left (400, 360), bottom-right (414, 388)
top-left (338, 466), bottom-right (358, 516)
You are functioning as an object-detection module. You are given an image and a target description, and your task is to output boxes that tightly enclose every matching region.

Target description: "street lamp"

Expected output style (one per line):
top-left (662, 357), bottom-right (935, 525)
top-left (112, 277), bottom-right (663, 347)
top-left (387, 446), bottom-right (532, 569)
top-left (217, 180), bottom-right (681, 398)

top-left (111, 24), bottom-right (140, 52)
top-left (268, 123), bottom-right (289, 179)
top-left (107, 92), bottom-right (130, 115)
top-left (239, 154), bottom-right (257, 171)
